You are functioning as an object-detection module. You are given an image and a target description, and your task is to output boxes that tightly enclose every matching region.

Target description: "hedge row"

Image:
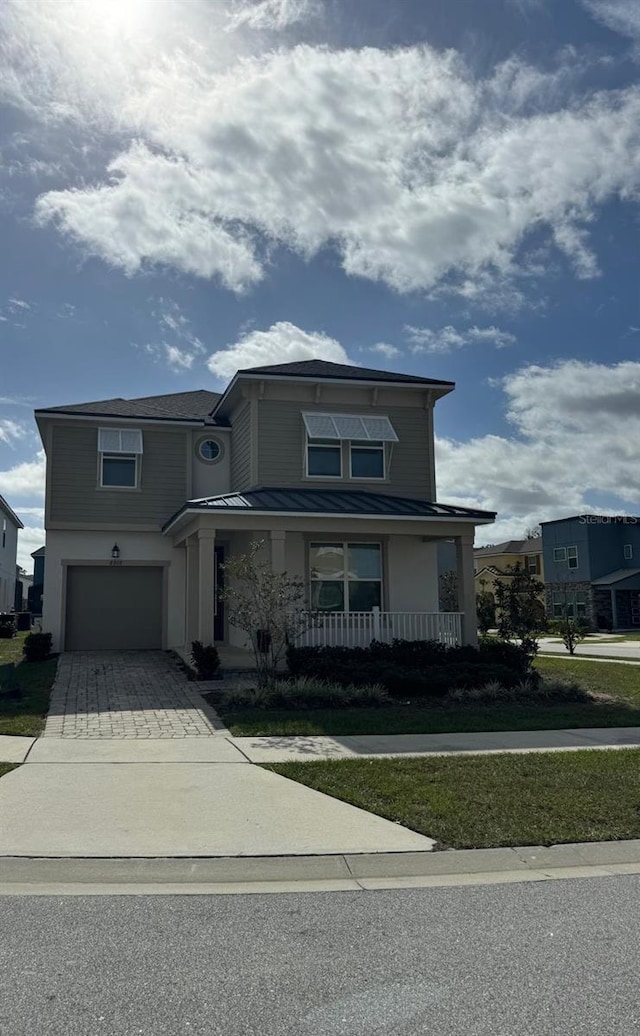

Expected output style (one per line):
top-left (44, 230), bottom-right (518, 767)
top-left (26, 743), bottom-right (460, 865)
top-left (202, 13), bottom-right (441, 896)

top-left (286, 639), bottom-right (535, 699)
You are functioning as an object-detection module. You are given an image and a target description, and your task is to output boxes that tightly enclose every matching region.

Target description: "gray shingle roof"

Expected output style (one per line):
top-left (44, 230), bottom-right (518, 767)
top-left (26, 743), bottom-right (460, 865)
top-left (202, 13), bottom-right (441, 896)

top-left (238, 359), bottom-right (453, 386)
top-left (474, 539), bottom-right (542, 556)
top-left (36, 390), bottom-right (222, 423)
top-left (591, 568), bottom-right (640, 586)
top-left (164, 487), bottom-right (495, 530)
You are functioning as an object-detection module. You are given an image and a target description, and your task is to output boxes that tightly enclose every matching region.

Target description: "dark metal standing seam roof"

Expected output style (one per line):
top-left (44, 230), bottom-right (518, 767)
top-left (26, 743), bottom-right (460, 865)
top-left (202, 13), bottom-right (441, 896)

top-left (163, 486), bottom-right (496, 531)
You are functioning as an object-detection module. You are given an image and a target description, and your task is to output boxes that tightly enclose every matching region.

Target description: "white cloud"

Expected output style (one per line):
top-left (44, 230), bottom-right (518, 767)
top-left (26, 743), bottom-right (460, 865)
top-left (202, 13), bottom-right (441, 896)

top-left (17, 524), bottom-right (46, 571)
top-left (370, 343), bottom-right (401, 359)
top-left (207, 321), bottom-right (352, 380)
top-left (406, 324), bottom-right (516, 353)
top-left (143, 298), bottom-right (207, 372)
top-left (0, 419), bottom-right (26, 446)
top-left (226, 0), bottom-right (318, 31)
top-left (583, 1), bottom-right (640, 46)
top-left (435, 359), bottom-right (640, 543)
top-left (3, 1), bottom-right (635, 305)
top-left (0, 451), bottom-right (46, 499)
top-left (7, 297), bottom-right (30, 311)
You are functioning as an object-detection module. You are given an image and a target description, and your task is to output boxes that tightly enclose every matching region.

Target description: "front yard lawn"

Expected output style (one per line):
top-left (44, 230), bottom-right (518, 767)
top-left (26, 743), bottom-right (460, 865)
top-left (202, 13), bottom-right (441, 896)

top-left (0, 647), bottom-right (57, 737)
top-left (267, 748), bottom-right (640, 849)
top-left (0, 763), bottom-right (17, 780)
top-left (220, 656), bottom-right (640, 736)
top-left (0, 631), bottom-right (28, 665)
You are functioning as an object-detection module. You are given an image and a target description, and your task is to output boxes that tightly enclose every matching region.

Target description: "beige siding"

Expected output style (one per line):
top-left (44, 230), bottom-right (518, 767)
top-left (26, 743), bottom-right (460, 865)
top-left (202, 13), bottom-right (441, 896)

top-left (49, 424), bottom-right (188, 526)
top-left (230, 402), bottom-right (252, 491)
top-left (257, 400), bottom-right (434, 499)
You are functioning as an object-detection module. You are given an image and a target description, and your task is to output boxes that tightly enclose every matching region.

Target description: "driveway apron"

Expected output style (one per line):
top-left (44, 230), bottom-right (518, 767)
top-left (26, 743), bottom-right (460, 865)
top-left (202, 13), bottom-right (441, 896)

top-left (43, 651), bottom-right (222, 738)
top-left (0, 650), bottom-right (436, 858)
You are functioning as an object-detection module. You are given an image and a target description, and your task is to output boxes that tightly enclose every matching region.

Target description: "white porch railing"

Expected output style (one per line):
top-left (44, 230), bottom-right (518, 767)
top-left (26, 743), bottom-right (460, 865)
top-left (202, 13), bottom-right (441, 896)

top-left (298, 608), bottom-right (462, 648)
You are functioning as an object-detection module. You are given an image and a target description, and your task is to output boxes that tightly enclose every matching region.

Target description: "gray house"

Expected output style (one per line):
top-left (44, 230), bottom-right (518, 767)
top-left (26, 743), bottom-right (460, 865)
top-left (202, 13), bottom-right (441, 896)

top-left (541, 515), bottom-right (640, 629)
top-left (0, 494), bottom-right (23, 613)
top-left (35, 359), bottom-right (495, 654)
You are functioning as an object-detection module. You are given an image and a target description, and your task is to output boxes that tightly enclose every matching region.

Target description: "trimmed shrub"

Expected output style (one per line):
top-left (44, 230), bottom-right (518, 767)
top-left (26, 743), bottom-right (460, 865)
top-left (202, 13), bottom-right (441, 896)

top-left (0, 614), bottom-right (16, 639)
top-left (190, 641), bottom-right (221, 680)
top-left (446, 677), bottom-right (590, 706)
top-left (220, 677), bottom-right (391, 711)
top-left (23, 632), bottom-right (52, 662)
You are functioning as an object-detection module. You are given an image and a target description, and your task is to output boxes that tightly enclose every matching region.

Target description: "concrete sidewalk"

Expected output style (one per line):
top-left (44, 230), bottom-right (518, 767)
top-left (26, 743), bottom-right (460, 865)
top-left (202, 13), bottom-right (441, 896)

top-left (0, 737), bottom-right (435, 858)
top-left (229, 726), bottom-right (640, 762)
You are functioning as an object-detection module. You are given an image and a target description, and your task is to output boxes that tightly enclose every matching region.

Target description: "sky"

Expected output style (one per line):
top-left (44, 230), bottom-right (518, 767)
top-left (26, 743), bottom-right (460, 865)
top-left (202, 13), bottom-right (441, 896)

top-left (1, 0), bottom-right (639, 570)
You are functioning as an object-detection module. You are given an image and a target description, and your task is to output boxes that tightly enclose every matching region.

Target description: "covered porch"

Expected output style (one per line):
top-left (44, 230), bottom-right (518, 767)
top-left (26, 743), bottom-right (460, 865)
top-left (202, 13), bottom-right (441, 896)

top-left (163, 487), bottom-right (495, 650)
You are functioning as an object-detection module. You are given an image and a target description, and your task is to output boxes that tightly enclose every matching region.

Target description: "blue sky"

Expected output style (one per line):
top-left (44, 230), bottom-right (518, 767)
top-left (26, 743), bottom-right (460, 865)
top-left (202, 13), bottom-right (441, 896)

top-left (1, 0), bottom-right (639, 568)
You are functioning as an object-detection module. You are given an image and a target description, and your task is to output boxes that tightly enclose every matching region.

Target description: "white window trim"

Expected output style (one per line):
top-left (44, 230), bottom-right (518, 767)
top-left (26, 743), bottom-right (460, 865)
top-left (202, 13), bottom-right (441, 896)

top-left (553, 547), bottom-right (567, 561)
top-left (624, 544), bottom-right (633, 560)
top-left (305, 438), bottom-right (343, 480)
top-left (99, 453), bottom-right (140, 490)
top-left (98, 427), bottom-right (143, 454)
top-left (567, 545), bottom-right (578, 569)
top-left (309, 541), bottom-right (383, 612)
top-left (349, 441), bottom-right (386, 481)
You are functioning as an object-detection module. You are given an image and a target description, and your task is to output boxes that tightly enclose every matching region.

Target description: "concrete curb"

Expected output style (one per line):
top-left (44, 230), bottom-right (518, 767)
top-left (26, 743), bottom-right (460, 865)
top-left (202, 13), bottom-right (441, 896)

top-left (3, 840), bottom-right (640, 895)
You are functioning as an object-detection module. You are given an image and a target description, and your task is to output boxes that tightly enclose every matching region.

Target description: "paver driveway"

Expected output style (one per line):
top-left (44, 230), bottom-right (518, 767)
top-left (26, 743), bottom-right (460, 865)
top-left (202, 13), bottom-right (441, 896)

top-left (44, 652), bottom-right (222, 738)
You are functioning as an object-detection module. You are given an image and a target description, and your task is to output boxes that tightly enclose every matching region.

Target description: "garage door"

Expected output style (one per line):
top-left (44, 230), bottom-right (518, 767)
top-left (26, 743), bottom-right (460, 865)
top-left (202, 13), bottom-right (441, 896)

top-left (65, 566), bottom-right (163, 650)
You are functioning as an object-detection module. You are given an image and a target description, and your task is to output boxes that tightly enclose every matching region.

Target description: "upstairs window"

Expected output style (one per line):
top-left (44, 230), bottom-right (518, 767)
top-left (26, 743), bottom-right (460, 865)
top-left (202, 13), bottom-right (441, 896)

top-left (553, 547), bottom-right (566, 561)
top-left (307, 439), bottom-right (342, 477)
top-left (350, 441), bottom-right (385, 479)
top-left (98, 428), bottom-right (143, 489)
top-left (624, 544), bottom-right (633, 560)
top-left (567, 546), bottom-right (578, 569)
top-left (526, 554), bottom-right (540, 574)
top-left (303, 412), bottom-right (396, 481)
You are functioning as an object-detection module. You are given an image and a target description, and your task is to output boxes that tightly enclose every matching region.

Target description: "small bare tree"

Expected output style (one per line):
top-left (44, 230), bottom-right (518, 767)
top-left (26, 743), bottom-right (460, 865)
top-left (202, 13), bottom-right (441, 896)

top-left (220, 540), bottom-right (316, 687)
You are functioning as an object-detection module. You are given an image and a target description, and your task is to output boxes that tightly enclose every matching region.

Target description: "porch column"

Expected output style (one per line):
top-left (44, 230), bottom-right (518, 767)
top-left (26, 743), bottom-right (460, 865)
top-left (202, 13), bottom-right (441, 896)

top-left (197, 529), bottom-right (216, 645)
top-left (185, 535), bottom-right (199, 645)
top-left (611, 589), bottom-right (618, 630)
top-left (270, 530), bottom-right (286, 573)
top-left (455, 533), bottom-right (478, 646)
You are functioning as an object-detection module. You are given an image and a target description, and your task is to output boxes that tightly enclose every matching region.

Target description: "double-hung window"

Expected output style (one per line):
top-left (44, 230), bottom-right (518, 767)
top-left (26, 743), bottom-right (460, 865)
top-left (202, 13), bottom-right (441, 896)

top-left (553, 591), bottom-right (586, 618)
top-left (98, 428), bottom-right (143, 488)
top-left (303, 413), bottom-right (397, 481)
top-left (350, 441), bottom-right (385, 479)
top-left (307, 439), bottom-right (342, 478)
top-left (310, 542), bottom-right (382, 612)
top-left (553, 545), bottom-right (578, 569)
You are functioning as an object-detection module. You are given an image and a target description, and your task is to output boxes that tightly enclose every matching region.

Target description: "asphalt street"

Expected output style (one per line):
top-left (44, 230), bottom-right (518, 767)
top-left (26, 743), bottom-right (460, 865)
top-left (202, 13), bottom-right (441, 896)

top-left (1, 876), bottom-right (640, 1035)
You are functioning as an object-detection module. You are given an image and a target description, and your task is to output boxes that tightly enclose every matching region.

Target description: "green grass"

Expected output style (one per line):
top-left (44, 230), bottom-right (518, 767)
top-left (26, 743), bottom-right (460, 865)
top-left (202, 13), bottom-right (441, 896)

top-left (0, 763), bottom-right (17, 780)
top-left (0, 644), bottom-right (57, 736)
top-left (0, 631), bottom-right (28, 665)
top-left (267, 749), bottom-right (640, 849)
top-left (220, 656), bottom-right (640, 736)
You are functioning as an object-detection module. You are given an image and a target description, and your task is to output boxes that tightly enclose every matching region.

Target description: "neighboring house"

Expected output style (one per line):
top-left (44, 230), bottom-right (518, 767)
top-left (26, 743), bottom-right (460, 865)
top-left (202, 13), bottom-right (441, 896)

top-left (35, 359), bottom-right (495, 654)
top-left (474, 537), bottom-right (544, 591)
top-left (14, 567), bottom-right (33, 611)
top-left (0, 495), bottom-right (23, 613)
top-left (28, 546), bottom-right (45, 617)
top-left (474, 538), bottom-right (545, 623)
top-left (542, 515), bottom-right (640, 629)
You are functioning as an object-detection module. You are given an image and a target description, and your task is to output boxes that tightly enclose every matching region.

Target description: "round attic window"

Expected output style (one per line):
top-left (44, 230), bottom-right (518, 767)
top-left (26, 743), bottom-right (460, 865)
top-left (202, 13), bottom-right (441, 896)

top-left (197, 438), bottom-right (223, 463)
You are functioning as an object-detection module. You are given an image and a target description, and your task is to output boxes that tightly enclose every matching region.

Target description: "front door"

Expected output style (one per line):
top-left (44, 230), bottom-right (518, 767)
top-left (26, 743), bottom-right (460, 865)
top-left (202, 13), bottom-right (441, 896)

top-left (214, 547), bottom-right (225, 641)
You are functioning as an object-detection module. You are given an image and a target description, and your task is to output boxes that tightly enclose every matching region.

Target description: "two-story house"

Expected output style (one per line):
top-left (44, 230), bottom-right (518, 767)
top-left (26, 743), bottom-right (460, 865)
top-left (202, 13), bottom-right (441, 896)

top-left (0, 494), bottom-right (23, 613)
top-left (542, 515), bottom-right (640, 629)
top-left (35, 359), bottom-right (495, 654)
top-left (474, 537), bottom-right (545, 621)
